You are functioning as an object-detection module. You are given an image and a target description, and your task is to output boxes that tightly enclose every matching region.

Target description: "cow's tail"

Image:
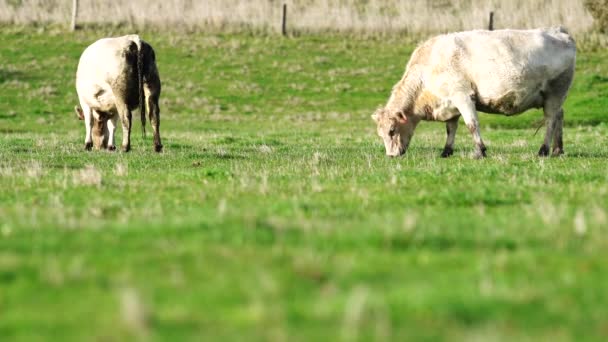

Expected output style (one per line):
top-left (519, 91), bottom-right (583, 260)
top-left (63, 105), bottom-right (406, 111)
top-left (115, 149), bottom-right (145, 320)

top-left (131, 35), bottom-right (146, 138)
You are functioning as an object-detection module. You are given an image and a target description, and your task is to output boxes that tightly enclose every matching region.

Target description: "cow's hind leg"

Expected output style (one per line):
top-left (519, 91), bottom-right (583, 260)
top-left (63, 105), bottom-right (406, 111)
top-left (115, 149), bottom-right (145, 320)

top-left (541, 67), bottom-right (572, 157)
top-left (441, 116), bottom-right (459, 158)
top-left (117, 102), bottom-right (132, 152)
top-left (147, 92), bottom-right (162, 152)
top-left (539, 100), bottom-right (562, 157)
top-left (452, 94), bottom-right (486, 158)
top-left (551, 109), bottom-right (564, 156)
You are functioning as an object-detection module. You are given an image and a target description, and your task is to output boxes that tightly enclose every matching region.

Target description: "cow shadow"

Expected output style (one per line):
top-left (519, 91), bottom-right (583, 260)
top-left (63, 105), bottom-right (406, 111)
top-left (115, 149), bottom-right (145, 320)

top-left (0, 113), bottom-right (18, 120)
top-left (0, 69), bottom-right (25, 84)
top-left (564, 150), bottom-right (608, 158)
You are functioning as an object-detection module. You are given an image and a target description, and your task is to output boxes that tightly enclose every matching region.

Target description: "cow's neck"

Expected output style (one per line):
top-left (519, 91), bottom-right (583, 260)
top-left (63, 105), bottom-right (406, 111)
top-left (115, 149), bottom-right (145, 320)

top-left (385, 68), bottom-right (423, 115)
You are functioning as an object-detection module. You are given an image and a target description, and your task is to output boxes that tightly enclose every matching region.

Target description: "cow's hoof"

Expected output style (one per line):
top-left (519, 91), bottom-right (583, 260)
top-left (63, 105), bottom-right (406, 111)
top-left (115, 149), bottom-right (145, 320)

top-left (122, 145), bottom-right (131, 153)
top-left (473, 146), bottom-right (487, 159)
top-left (154, 144), bottom-right (163, 153)
top-left (84, 142), bottom-right (93, 151)
top-left (108, 145), bottom-right (116, 151)
top-left (538, 145), bottom-right (550, 157)
top-left (440, 147), bottom-right (453, 158)
top-left (552, 147), bottom-right (564, 156)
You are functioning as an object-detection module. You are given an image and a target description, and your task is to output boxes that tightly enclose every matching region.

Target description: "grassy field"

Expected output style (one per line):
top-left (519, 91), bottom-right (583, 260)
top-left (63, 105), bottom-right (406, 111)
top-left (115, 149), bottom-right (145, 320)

top-left (1, 26), bottom-right (608, 340)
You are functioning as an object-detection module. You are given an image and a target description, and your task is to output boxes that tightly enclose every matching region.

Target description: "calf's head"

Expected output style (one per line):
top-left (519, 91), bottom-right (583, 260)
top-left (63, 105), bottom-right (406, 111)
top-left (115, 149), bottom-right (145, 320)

top-left (371, 107), bottom-right (417, 157)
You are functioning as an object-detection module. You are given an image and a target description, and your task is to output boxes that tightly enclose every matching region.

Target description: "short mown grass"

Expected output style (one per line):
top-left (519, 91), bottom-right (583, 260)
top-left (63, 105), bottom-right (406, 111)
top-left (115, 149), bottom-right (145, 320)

top-left (1, 26), bottom-right (608, 341)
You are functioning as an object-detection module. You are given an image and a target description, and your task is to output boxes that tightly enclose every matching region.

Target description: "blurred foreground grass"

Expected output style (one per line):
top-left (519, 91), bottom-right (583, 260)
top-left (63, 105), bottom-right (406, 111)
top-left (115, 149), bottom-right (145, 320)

top-left (1, 27), bottom-right (608, 340)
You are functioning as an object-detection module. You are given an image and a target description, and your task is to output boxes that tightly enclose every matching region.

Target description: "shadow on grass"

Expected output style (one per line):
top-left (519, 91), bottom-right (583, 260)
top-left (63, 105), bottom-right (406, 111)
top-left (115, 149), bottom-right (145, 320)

top-left (0, 128), bottom-right (27, 133)
top-left (0, 112), bottom-right (18, 120)
top-left (386, 235), bottom-right (520, 252)
top-left (165, 142), bottom-right (195, 150)
top-left (566, 150), bottom-right (608, 158)
top-left (0, 69), bottom-right (25, 84)
top-left (212, 152), bottom-right (246, 160)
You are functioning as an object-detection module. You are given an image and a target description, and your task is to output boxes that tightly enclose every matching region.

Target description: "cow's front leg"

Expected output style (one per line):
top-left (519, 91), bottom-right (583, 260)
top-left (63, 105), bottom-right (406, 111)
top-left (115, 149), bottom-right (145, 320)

top-left (452, 94), bottom-right (486, 158)
top-left (117, 103), bottom-right (132, 152)
top-left (106, 115), bottom-right (118, 151)
top-left (441, 116), bottom-right (459, 157)
top-left (79, 104), bottom-right (93, 150)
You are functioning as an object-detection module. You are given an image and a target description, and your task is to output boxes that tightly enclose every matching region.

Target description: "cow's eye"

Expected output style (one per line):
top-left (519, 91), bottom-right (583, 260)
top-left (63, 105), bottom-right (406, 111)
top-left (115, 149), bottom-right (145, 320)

top-left (388, 127), bottom-right (396, 136)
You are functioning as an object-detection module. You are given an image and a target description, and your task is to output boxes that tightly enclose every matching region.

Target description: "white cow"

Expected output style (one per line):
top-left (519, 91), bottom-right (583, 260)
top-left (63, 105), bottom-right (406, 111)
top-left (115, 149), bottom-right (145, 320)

top-left (75, 35), bottom-right (162, 152)
top-left (372, 27), bottom-right (576, 158)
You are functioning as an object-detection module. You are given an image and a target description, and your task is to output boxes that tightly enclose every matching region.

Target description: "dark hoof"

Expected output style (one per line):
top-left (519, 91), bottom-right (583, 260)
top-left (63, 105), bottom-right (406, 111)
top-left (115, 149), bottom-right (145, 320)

top-left (122, 145), bottom-right (131, 153)
top-left (440, 147), bottom-right (453, 158)
top-left (552, 147), bottom-right (564, 156)
top-left (154, 144), bottom-right (163, 153)
top-left (84, 142), bottom-right (93, 151)
top-left (108, 145), bottom-right (116, 151)
top-left (538, 145), bottom-right (550, 157)
top-left (474, 146), bottom-right (487, 159)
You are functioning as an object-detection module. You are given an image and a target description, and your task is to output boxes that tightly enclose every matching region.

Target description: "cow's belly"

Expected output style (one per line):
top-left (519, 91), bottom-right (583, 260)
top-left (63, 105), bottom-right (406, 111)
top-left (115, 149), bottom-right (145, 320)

top-left (83, 86), bottom-right (119, 119)
top-left (432, 98), bottom-right (461, 121)
top-left (476, 87), bottom-right (545, 115)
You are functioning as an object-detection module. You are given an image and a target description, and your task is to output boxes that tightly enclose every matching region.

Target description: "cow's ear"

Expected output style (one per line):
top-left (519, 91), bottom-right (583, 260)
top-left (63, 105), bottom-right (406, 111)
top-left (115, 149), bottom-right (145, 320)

top-left (371, 108), bottom-right (383, 122)
top-left (395, 110), bottom-right (408, 124)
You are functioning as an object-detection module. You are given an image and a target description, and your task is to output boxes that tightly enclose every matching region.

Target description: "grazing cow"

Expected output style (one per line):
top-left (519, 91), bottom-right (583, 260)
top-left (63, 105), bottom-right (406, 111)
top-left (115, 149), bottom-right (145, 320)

top-left (75, 34), bottom-right (162, 152)
top-left (372, 27), bottom-right (576, 158)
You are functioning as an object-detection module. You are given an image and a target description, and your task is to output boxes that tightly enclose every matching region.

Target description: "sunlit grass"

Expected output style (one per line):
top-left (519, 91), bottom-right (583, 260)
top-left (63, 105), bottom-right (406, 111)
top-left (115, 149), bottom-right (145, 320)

top-left (1, 27), bottom-right (608, 340)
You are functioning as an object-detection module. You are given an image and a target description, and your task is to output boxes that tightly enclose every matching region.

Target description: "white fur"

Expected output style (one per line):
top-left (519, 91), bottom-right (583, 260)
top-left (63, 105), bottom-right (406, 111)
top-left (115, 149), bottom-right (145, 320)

top-left (375, 27), bottom-right (576, 157)
top-left (76, 35), bottom-right (142, 149)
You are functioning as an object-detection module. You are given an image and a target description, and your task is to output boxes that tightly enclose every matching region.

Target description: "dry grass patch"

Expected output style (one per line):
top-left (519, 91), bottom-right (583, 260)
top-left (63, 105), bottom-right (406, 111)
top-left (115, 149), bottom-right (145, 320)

top-left (0, 0), bottom-right (596, 35)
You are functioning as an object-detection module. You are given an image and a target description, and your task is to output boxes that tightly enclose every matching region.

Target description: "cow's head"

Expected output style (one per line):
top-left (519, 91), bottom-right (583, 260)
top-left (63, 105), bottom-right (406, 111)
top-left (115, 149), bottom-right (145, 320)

top-left (371, 107), bottom-right (417, 157)
top-left (75, 105), bottom-right (109, 150)
top-left (91, 117), bottom-right (109, 149)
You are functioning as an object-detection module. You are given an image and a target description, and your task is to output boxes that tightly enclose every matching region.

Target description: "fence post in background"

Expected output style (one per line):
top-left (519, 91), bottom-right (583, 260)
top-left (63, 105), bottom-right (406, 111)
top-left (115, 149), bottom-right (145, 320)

top-left (488, 11), bottom-right (494, 31)
top-left (282, 4), bottom-right (287, 36)
top-left (71, 0), bottom-right (79, 31)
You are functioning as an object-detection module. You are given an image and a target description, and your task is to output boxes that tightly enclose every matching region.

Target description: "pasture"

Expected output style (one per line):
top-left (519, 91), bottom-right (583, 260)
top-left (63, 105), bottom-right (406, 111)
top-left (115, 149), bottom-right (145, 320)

top-left (1, 26), bottom-right (608, 340)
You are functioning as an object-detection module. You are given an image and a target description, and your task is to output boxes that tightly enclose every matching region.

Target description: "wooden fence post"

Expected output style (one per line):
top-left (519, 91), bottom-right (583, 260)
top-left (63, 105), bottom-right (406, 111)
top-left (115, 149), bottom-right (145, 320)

top-left (71, 0), bottom-right (79, 31)
top-left (282, 4), bottom-right (287, 36)
top-left (488, 11), bottom-right (494, 31)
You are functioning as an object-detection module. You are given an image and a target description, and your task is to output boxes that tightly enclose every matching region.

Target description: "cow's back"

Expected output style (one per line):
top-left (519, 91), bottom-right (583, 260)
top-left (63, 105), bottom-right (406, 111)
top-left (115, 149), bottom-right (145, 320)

top-left (420, 28), bottom-right (575, 114)
top-left (76, 36), bottom-right (140, 112)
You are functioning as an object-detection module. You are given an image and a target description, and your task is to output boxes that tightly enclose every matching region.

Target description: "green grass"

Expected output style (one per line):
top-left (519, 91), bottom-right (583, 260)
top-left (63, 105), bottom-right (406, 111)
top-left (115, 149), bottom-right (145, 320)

top-left (1, 26), bottom-right (608, 341)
